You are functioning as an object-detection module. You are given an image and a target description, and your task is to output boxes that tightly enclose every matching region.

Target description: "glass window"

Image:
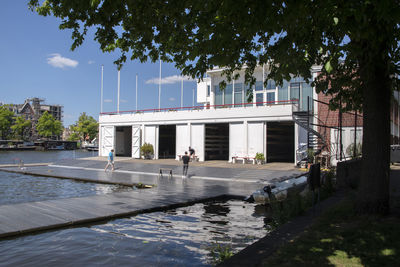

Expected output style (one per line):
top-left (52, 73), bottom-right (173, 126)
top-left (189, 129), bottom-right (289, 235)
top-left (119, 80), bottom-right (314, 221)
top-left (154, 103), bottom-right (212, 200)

top-left (278, 80), bottom-right (289, 101)
top-left (256, 93), bottom-right (264, 106)
top-left (244, 83), bottom-right (253, 107)
top-left (266, 80), bottom-right (276, 90)
top-left (207, 85), bottom-right (210, 97)
top-left (234, 92), bottom-right (242, 107)
top-left (290, 82), bottom-right (300, 102)
top-left (224, 84), bottom-right (233, 106)
top-left (215, 85), bottom-right (223, 106)
top-left (234, 83), bottom-right (243, 107)
top-left (255, 81), bottom-right (263, 91)
top-left (301, 82), bottom-right (313, 111)
top-left (267, 92), bottom-right (275, 103)
top-left (234, 83), bottom-right (243, 92)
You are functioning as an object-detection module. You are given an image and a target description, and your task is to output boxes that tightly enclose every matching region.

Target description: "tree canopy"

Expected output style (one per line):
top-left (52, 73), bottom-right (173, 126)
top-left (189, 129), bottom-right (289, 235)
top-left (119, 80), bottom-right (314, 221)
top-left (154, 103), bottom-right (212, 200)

top-left (28, 0), bottom-right (400, 214)
top-left (36, 111), bottom-right (63, 139)
top-left (73, 112), bottom-right (99, 142)
top-left (0, 106), bottom-right (15, 140)
top-left (11, 116), bottom-right (32, 140)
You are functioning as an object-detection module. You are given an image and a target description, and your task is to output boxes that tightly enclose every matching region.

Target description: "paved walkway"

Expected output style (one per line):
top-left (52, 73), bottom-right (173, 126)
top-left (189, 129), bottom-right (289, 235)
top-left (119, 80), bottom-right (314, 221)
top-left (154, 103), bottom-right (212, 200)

top-left (0, 158), bottom-right (305, 239)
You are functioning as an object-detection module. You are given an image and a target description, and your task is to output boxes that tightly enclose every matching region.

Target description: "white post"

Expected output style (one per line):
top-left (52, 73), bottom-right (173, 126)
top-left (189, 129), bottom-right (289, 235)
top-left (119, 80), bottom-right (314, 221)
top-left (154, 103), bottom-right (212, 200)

top-left (136, 73), bottom-right (138, 112)
top-left (158, 60), bottom-right (162, 110)
top-left (117, 70), bottom-right (120, 113)
top-left (101, 65), bottom-right (104, 113)
top-left (181, 77), bottom-right (183, 108)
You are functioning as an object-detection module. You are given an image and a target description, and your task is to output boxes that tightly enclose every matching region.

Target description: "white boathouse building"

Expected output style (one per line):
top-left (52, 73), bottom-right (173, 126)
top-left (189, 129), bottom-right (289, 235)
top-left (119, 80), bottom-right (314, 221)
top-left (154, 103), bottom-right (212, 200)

top-left (99, 66), bottom-right (321, 164)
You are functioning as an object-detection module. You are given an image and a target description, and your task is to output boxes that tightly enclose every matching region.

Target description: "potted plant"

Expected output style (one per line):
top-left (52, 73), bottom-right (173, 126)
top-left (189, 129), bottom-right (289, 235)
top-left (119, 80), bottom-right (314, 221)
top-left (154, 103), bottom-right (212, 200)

top-left (255, 152), bottom-right (265, 165)
top-left (141, 143), bottom-right (154, 159)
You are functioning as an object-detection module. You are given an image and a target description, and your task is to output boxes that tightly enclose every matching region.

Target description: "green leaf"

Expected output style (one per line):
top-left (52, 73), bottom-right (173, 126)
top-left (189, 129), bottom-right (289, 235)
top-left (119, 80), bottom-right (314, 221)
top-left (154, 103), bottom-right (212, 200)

top-left (333, 17), bottom-right (339, 25)
top-left (325, 60), bottom-right (333, 73)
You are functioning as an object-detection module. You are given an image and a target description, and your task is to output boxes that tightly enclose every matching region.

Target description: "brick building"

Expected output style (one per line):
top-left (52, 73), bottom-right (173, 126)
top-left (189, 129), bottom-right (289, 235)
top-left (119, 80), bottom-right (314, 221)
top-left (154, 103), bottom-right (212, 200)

top-left (1, 97), bottom-right (63, 140)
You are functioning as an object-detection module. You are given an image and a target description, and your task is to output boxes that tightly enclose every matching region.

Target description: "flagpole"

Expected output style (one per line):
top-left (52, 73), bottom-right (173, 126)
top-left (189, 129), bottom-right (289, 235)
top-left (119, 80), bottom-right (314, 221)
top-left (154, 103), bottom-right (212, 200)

top-left (181, 77), bottom-right (183, 108)
top-left (136, 73), bottom-right (138, 112)
top-left (101, 65), bottom-right (104, 113)
top-left (158, 60), bottom-right (162, 110)
top-left (117, 70), bottom-right (120, 113)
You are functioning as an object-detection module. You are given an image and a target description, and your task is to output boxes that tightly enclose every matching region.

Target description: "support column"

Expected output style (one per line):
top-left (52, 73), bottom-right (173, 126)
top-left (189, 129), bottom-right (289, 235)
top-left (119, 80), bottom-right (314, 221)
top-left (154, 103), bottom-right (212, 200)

top-left (244, 120), bottom-right (248, 156)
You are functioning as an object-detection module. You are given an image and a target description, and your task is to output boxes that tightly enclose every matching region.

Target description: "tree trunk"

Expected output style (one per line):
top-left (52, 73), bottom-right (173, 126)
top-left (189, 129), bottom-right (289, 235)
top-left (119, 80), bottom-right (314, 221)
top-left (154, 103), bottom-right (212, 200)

top-left (357, 48), bottom-right (391, 214)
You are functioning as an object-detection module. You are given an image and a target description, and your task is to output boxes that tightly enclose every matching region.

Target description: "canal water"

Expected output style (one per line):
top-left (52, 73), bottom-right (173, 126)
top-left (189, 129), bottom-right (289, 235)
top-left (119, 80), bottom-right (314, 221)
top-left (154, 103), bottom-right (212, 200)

top-left (0, 199), bottom-right (271, 266)
top-left (0, 150), bottom-right (132, 205)
top-left (0, 150), bottom-right (98, 164)
top-left (0, 151), bottom-right (271, 266)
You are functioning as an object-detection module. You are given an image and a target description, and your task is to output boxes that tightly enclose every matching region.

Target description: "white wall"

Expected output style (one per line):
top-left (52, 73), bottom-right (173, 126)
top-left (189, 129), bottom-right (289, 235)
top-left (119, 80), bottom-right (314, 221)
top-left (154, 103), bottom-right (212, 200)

top-left (229, 122), bottom-right (246, 161)
top-left (191, 124), bottom-right (205, 161)
top-left (247, 122), bottom-right (265, 157)
top-left (330, 126), bottom-right (363, 165)
top-left (176, 124), bottom-right (189, 159)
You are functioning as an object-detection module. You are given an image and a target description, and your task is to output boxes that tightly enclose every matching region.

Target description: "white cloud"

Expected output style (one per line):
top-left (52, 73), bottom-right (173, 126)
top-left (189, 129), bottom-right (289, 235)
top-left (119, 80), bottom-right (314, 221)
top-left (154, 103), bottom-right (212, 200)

top-left (168, 97), bottom-right (176, 102)
top-left (104, 99), bottom-right (112, 103)
top-left (47, 53), bottom-right (78, 69)
top-left (88, 60), bottom-right (95, 64)
top-left (145, 75), bottom-right (195, 85)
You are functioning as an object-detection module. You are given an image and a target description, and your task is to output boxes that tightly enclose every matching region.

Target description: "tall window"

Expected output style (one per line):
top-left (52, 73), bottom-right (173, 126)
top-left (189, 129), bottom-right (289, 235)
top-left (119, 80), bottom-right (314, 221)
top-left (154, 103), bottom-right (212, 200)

top-left (207, 85), bottom-right (210, 97)
top-left (244, 83), bottom-right (253, 106)
top-left (267, 92), bottom-right (275, 103)
top-left (256, 93), bottom-right (264, 106)
top-left (290, 82), bottom-right (300, 102)
top-left (224, 84), bottom-right (233, 105)
top-left (278, 80), bottom-right (289, 101)
top-left (301, 82), bottom-right (313, 111)
top-left (266, 80), bottom-right (276, 90)
top-left (234, 83), bottom-right (243, 107)
top-left (255, 81), bottom-right (263, 91)
top-left (215, 85), bottom-right (223, 106)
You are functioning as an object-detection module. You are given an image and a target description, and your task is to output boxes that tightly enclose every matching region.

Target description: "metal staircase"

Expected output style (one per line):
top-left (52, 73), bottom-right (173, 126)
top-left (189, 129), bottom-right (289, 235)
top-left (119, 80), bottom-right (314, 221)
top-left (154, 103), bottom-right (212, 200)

top-left (292, 109), bottom-right (327, 166)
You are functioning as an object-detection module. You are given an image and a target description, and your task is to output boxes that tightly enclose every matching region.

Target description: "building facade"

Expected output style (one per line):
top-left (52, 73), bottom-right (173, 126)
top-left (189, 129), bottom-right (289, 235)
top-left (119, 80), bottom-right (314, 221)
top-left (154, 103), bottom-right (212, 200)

top-left (2, 97), bottom-right (63, 140)
top-left (99, 65), bottom-right (323, 165)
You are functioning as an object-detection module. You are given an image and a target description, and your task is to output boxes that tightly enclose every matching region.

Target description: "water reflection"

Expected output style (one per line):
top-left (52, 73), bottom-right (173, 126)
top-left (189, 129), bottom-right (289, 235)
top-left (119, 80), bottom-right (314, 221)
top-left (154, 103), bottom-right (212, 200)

top-left (0, 171), bottom-right (132, 205)
top-left (0, 150), bottom-right (96, 164)
top-left (0, 200), bottom-right (271, 266)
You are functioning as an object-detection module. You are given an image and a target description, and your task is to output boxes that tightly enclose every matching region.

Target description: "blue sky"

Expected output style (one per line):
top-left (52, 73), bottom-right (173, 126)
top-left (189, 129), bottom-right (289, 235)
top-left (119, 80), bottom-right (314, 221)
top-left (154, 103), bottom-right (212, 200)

top-left (0, 1), bottom-right (198, 127)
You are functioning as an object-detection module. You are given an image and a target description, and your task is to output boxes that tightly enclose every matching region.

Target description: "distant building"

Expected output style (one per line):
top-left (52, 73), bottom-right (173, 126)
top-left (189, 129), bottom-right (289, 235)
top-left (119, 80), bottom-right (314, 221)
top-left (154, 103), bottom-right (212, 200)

top-left (1, 97), bottom-right (63, 140)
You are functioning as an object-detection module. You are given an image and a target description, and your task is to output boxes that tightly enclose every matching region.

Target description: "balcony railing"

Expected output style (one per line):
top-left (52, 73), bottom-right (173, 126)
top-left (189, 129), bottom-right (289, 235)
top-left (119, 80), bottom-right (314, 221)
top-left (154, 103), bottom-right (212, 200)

top-left (100, 99), bottom-right (298, 116)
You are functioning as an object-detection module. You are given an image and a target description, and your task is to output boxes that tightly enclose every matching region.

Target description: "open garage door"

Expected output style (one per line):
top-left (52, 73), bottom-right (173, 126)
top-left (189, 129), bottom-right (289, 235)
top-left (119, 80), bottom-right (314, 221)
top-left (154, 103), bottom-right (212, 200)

top-left (115, 126), bottom-right (132, 157)
top-left (205, 123), bottom-right (229, 160)
top-left (159, 125), bottom-right (176, 159)
top-left (267, 121), bottom-right (294, 162)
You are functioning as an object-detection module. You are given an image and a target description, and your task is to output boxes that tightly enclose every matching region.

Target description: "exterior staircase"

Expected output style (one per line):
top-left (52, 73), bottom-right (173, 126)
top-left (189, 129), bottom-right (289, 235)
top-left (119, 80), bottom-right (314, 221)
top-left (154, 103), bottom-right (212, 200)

top-left (292, 110), bottom-right (327, 166)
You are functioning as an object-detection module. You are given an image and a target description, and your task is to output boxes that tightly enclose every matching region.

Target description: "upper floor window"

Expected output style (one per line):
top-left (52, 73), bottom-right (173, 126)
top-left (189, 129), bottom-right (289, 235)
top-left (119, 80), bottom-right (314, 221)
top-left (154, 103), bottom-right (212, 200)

top-left (255, 81), bottom-right (263, 91)
top-left (207, 85), bottom-right (210, 97)
top-left (266, 80), bottom-right (276, 90)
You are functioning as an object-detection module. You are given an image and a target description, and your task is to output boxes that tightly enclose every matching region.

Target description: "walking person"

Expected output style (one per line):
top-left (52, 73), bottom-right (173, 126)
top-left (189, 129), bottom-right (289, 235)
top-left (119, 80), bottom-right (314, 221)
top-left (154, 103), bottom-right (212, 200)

top-left (104, 149), bottom-right (115, 171)
top-left (182, 151), bottom-right (190, 177)
top-left (188, 146), bottom-right (195, 161)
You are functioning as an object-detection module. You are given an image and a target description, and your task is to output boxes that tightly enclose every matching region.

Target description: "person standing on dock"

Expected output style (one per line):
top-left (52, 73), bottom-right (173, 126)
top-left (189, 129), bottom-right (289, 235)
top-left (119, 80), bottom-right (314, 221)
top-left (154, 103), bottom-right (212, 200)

top-left (182, 151), bottom-right (190, 177)
top-left (105, 149), bottom-right (115, 171)
top-left (188, 146), bottom-right (195, 161)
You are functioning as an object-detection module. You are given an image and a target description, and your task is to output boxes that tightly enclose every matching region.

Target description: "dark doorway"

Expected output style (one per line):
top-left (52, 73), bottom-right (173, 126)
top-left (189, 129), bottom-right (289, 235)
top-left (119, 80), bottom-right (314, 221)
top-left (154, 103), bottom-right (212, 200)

top-left (205, 123), bottom-right (229, 160)
top-left (267, 121), bottom-right (294, 162)
top-left (115, 126), bottom-right (132, 156)
top-left (159, 125), bottom-right (176, 159)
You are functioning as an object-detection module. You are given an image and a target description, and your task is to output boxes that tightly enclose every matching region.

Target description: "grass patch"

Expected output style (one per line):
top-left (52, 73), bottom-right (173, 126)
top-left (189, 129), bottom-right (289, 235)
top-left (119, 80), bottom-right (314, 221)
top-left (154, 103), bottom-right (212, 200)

top-left (262, 193), bottom-right (400, 266)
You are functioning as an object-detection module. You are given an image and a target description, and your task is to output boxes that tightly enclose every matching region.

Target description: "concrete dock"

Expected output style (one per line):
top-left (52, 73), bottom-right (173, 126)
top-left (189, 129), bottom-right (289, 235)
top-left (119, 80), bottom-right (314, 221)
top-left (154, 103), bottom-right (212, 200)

top-left (0, 158), bottom-right (304, 239)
